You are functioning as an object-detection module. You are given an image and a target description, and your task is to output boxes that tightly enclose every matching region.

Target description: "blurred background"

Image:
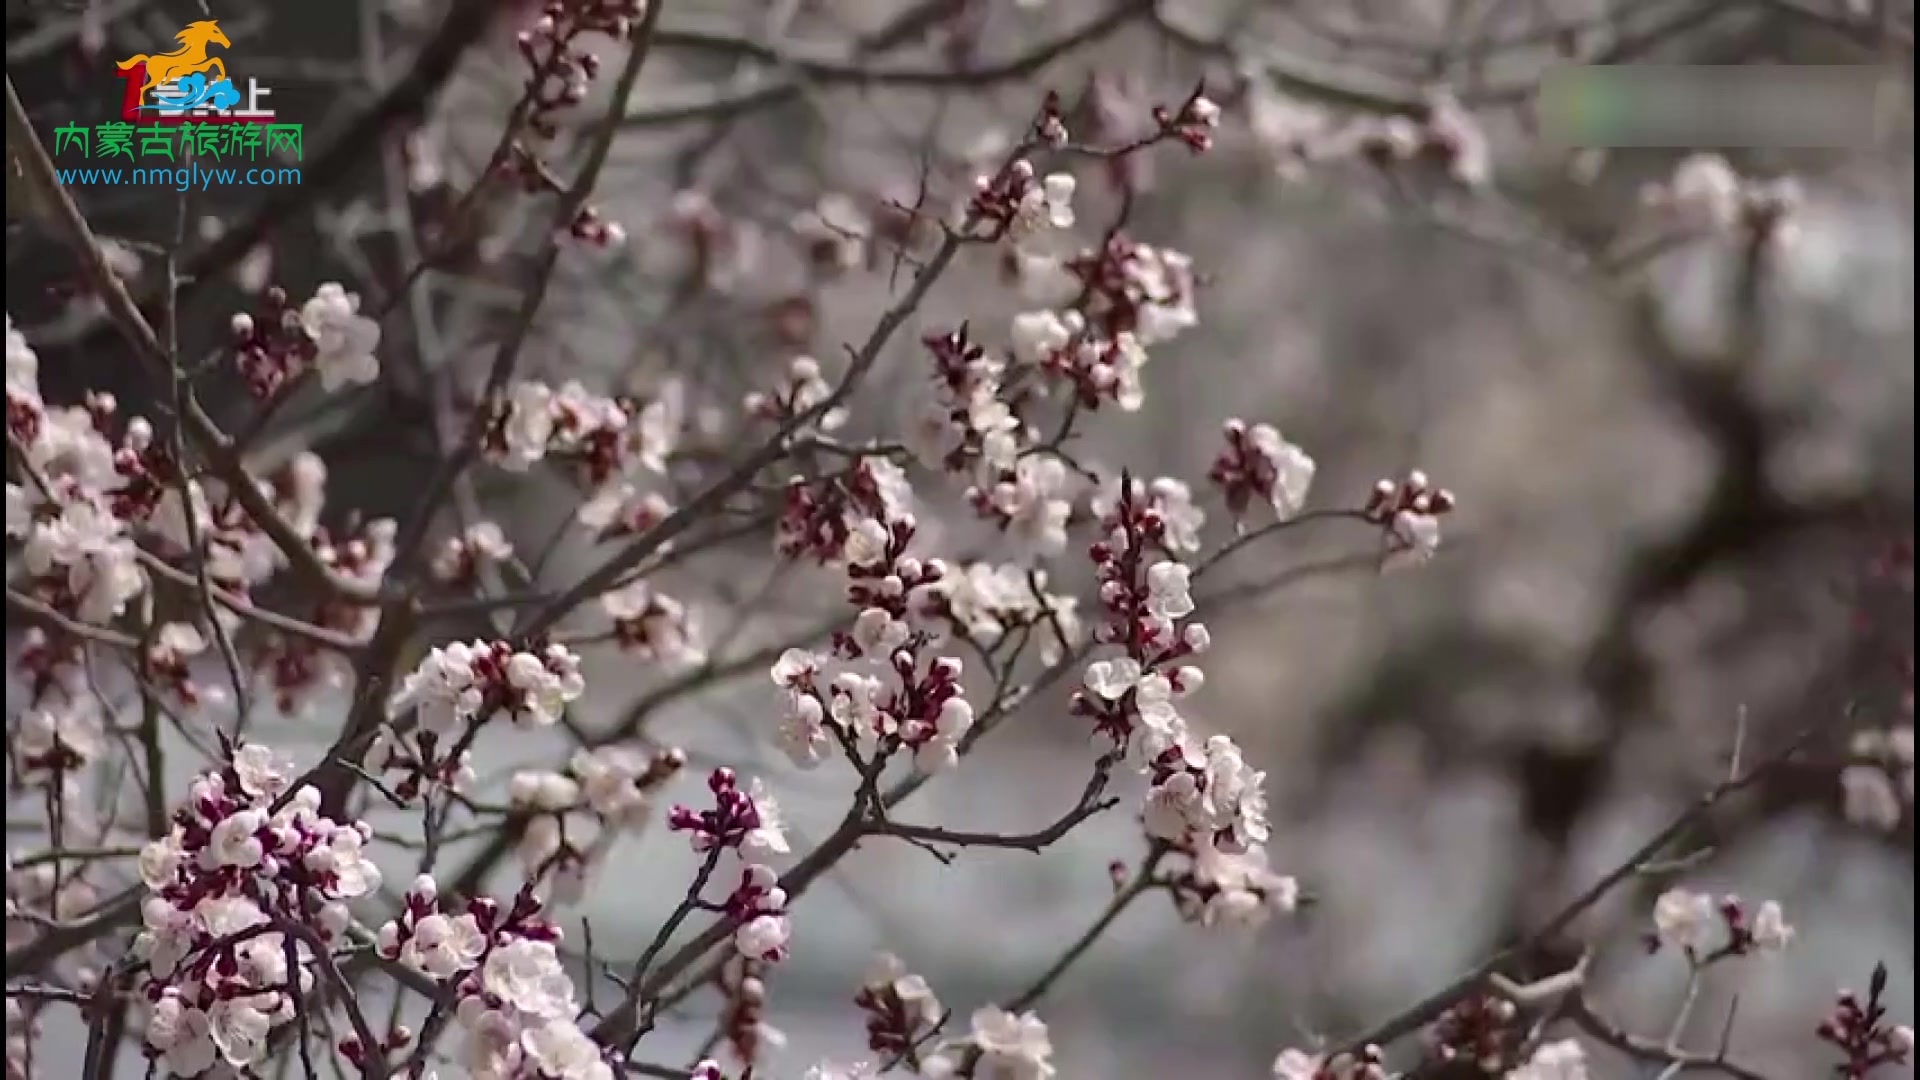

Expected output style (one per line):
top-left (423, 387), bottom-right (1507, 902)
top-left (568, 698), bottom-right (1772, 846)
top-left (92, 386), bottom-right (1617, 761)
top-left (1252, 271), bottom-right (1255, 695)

top-left (6, 0), bottom-right (1915, 1076)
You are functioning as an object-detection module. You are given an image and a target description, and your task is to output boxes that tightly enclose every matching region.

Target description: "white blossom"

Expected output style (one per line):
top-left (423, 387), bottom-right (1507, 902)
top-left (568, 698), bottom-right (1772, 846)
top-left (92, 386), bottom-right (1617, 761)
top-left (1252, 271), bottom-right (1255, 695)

top-left (734, 912), bottom-right (792, 961)
top-left (1387, 509), bottom-right (1442, 569)
top-left (521, 1019), bottom-right (614, 1080)
top-left (431, 521), bottom-right (515, 583)
top-left (1011, 309), bottom-right (1078, 366)
top-left (742, 778), bottom-right (790, 857)
top-left (772, 648), bottom-right (821, 690)
top-left (1189, 841), bottom-right (1298, 927)
top-left (1655, 153), bottom-right (1745, 230)
top-left (231, 743), bottom-right (293, 799)
top-left (1505, 1038), bottom-right (1586, 1080)
top-left (988, 455), bottom-right (1073, 557)
top-left (20, 497), bottom-right (146, 623)
top-left (1125, 245), bottom-right (1198, 345)
top-left (495, 381), bottom-right (556, 470)
top-left (851, 606), bottom-right (912, 658)
top-left (1248, 424), bottom-right (1316, 519)
top-left (1652, 888), bottom-right (1716, 953)
top-left (206, 808), bottom-right (267, 868)
top-left (863, 953), bottom-right (942, 1027)
top-left (1272, 1049), bottom-right (1323, 1080)
top-left (571, 747), bottom-right (655, 827)
top-left (482, 939), bottom-right (576, 1019)
top-left (778, 692), bottom-right (833, 768)
top-left (968, 1006), bottom-right (1055, 1080)
top-left (208, 998), bottom-right (272, 1067)
top-left (300, 283), bottom-right (381, 391)
top-left (1841, 765), bottom-right (1904, 831)
top-left (147, 994), bottom-right (218, 1076)
top-left (1084, 657), bottom-right (1143, 701)
top-left (1013, 170), bottom-right (1076, 236)
top-left (1151, 478), bottom-right (1207, 553)
top-left (1144, 561), bottom-right (1195, 620)
top-left (1426, 90), bottom-right (1491, 187)
top-left (1750, 900), bottom-right (1794, 952)
top-left (388, 641), bottom-right (485, 735)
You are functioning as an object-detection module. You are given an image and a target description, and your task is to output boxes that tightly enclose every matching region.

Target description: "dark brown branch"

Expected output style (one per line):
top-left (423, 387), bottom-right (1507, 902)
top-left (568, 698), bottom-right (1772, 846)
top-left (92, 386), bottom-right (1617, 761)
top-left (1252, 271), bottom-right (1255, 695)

top-left (1563, 994), bottom-right (1774, 1080)
top-left (867, 751), bottom-right (1123, 855)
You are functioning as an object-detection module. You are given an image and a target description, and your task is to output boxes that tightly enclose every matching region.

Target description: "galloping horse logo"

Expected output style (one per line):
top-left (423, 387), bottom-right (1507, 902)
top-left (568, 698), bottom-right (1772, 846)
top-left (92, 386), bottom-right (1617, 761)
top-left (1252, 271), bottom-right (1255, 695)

top-left (117, 21), bottom-right (240, 112)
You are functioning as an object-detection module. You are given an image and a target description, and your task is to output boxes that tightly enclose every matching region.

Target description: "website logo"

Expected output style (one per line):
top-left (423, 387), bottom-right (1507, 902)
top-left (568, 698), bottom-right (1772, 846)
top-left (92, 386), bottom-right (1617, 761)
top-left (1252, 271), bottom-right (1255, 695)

top-left (49, 20), bottom-right (303, 191)
top-left (116, 19), bottom-right (274, 123)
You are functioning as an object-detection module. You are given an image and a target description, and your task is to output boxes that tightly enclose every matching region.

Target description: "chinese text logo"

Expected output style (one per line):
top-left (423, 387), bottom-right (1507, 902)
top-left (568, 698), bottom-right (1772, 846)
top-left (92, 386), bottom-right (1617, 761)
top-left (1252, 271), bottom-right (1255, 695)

top-left (47, 20), bottom-right (303, 189)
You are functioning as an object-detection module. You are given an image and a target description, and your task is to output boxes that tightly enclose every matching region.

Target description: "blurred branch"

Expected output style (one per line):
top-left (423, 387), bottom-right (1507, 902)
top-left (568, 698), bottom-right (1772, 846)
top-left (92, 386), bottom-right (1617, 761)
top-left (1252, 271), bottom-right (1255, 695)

top-left (624, 0), bottom-right (1153, 127)
top-left (6, 76), bottom-right (391, 607)
top-left (39, 0), bottom-right (502, 359)
top-left (1563, 992), bottom-right (1773, 1080)
top-left (1333, 724), bottom-right (1820, 1057)
top-left (4, 0), bottom-right (156, 64)
top-left (305, 0), bottom-right (673, 819)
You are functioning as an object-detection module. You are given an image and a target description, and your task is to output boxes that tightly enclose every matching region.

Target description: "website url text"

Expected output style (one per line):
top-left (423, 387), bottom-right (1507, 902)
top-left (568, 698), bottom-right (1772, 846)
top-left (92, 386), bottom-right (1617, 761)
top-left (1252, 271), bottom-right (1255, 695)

top-left (55, 162), bottom-right (303, 190)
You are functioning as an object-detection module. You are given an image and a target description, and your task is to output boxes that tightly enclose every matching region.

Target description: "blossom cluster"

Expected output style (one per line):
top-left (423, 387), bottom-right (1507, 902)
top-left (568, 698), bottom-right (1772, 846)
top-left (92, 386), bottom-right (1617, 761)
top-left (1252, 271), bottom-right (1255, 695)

top-left (134, 745), bottom-right (383, 1076)
top-left (13, 308), bottom-right (392, 723)
top-left (774, 456), bottom-right (915, 566)
top-left (1272, 1037), bottom-right (1582, 1080)
top-left (254, 503), bottom-right (399, 715)
top-left (1244, 84), bottom-right (1490, 187)
top-left (7, 6), bottom-right (1910, 1080)
top-left (1819, 963), bottom-right (1916, 1080)
top-left (229, 283), bottom-right (382, 397)
top-left (1209, 419), bottom-right (1317, 524)
top-left (378, 874), bottom-right (615, 1080)
top-left (7, 319), bottom-right (154, 625)
top-left (852, 952), bottom-right (943, 1061)
top-left (941, 561), bottom-right (1083, 665)
top-left (920, 1006), bottom-right (1057, 1080)
top-left (913, 231), bottom-right (1203, 503)
top-left (599, 577), bottom-right (704, 666)
top-left (768, 502), bottom-right (988, 774)
top-left (1074, 475), bottom-right (1297, 928)
top-left (1649, 887), bottom-right (1795, 959)
top-left (666, 769), bottom-right (795, 961)
top-left (431, 521), bottom-right (516, 585)
top-left (1363, 469), bottom-right (1455, 570)
top-left (1641, 152), bottom-right (1803, 243)
top-left (12, 627), bottom-right (110, 790)
top-left (1841, 724), bottom-right (1915, 832)
top-left (486, 378), bottom-right (682, 531)
top-left (968, 158), bottom-right (1077, 240)
top-left (904, 101), bottom-right (1215, 566)
top-left (379, 639), bottom-right (586, 797)
top-left (506, 745), bottom-right (685, 900)
top-left (744, 354), bottom-right (847, 433)
top-left (506, 0), bottom-right (650, 243)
